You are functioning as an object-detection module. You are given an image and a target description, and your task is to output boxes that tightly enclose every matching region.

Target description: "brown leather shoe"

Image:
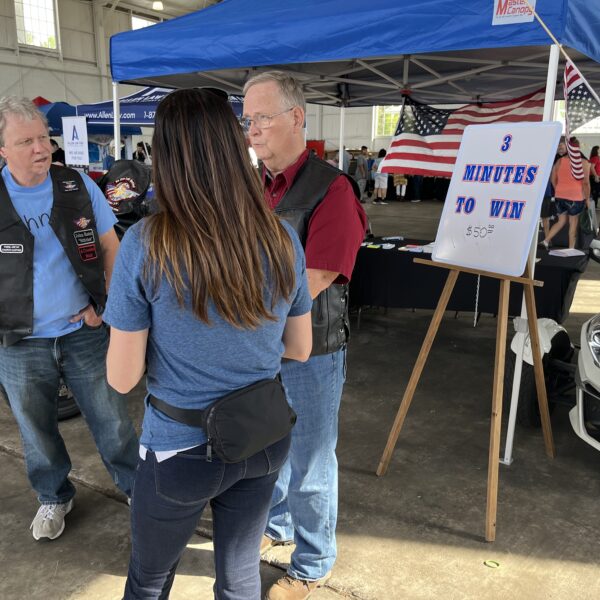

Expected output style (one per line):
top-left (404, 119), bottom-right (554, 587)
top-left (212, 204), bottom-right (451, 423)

top-left (265, 573), bottom-right (332, 599)
top-left (260, 535), bottom-right (276, 554)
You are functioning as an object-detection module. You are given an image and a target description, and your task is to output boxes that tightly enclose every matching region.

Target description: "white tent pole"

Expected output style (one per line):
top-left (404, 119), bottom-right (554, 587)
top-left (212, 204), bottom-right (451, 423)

top-left (338, 104), bottom-right (345, 171)
top-left (501, 43), bottom-right (560, 466)
top-left (112, 81), bottom-right (121, 159)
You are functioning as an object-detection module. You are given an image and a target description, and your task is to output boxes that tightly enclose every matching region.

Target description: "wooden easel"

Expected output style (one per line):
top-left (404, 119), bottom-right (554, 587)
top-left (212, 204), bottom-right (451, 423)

top-left (376, 258), bottom-right (555, 542)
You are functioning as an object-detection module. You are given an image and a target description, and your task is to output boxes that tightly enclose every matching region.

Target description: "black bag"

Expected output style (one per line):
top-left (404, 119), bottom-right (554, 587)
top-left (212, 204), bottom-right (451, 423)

top-left (579, 204), bottom-right (595, 235)
top-left (148, 378), bottom-right (296, 463)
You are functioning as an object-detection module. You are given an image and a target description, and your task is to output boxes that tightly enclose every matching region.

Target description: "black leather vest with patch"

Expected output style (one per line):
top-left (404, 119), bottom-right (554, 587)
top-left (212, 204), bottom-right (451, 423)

top-left (0, 165), bottom-right (106, 346)
top-left (272, 152), bottom-right (360, 356)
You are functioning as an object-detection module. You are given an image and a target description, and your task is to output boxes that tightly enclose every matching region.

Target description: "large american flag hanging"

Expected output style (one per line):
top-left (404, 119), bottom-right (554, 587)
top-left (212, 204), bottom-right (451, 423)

top-left (379, 89), bottom-right (545, 178)
top-left (563, 60), bottom-right (600, 180)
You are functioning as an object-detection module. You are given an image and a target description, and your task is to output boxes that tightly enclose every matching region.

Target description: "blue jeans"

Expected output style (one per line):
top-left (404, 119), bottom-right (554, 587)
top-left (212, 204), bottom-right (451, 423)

top-left (266, 348), bottom-right (346, 581)
top-left (0, 324), bottom-right (138, 503)
top-left (124, 434), bottom-right (291, 600)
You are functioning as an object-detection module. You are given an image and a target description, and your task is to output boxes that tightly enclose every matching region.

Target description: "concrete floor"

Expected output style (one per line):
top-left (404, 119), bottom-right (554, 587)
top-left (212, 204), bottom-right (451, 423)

top-left (1, 199), bottom-right (600, 599)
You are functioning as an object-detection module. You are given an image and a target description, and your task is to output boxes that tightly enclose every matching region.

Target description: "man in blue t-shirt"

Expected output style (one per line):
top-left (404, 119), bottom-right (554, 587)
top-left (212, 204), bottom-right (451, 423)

top-left (0, 97), bottom-right (138, 541)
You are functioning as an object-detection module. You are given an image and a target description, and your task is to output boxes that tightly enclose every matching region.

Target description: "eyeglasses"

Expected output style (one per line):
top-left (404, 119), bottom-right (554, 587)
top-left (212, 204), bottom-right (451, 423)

top-left (239, 107), bottom-right (294, 133)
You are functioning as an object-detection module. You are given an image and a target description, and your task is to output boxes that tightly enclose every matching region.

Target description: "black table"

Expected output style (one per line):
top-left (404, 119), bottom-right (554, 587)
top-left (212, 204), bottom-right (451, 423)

top-left (350, 237), bottom-right (589, 323)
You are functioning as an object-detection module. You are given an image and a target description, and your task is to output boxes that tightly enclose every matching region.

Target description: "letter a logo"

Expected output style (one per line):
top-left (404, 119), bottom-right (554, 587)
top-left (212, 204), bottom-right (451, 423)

top-left (71, 125), bottom-right (79, 141)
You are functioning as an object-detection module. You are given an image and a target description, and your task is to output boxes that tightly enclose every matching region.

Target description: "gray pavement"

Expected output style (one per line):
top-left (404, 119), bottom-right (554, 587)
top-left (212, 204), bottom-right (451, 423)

top-left (1, 200), bottom-right (600, 599)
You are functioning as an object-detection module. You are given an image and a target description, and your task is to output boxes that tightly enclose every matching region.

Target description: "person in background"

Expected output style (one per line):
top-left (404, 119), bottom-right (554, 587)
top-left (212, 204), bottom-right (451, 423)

top-left (410, 174), bottom-right (423, 203)
top-left (372, 148), bottom-right (388, 205)
top-left (355, 145), bottom-right (369, 202)
top-left (133, 141), bottom-right (147, 163)
top-left (0, 96), bottom-right (138, 541)
top-left (50, 139), bottom-right (65, 165)
top-left (540, 137), bottom-right (590, 250)
top-left (540, 137), bottom-right (567, 238)
top-left (104, 88), bottom-right (313, 600)
top-left (242, 71), bottom-right (366, 600)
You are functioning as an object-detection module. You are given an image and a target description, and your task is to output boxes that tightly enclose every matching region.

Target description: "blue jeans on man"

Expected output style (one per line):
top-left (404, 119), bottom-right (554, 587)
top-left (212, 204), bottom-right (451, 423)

top-left (0, 323), bottom-right (138, 503)
top-left (124, 435), bottom-right (291, 600)
top-left (266, 348), bottom-right (346, 581)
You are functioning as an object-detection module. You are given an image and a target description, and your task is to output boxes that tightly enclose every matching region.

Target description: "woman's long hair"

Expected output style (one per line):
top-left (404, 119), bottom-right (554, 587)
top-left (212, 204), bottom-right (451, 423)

top-left (144, 88), bottom-right (296, 329)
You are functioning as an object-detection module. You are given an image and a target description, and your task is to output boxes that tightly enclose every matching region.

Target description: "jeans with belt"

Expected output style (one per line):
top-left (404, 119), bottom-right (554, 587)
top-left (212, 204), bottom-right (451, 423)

top-left (124, 434), bottom-right (291, 600)
top-left (0, 323), bottom-right (139, 503)
top-left (266, 348), bottom-right (346, 581)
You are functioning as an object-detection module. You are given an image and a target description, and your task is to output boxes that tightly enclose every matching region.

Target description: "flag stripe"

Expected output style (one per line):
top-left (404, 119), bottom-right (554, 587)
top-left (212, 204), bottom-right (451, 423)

top-left (563, 60), bottom-right (591, 181)
top-left (384, 152), bottom-right (456, 165)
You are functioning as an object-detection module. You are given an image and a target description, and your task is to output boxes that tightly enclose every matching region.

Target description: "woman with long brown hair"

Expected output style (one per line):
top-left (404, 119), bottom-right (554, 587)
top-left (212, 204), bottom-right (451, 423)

top-left (103, 88), bottom-right (312, 599)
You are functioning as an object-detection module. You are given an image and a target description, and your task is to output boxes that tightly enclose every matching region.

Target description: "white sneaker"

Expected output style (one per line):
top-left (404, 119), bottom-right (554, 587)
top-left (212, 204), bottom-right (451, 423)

top-left (31, 499), bottom-right (74, 540)
top-left (410, 198), bottom-right (422, 203)
top-left (379, 200), bottom-right (388, 205)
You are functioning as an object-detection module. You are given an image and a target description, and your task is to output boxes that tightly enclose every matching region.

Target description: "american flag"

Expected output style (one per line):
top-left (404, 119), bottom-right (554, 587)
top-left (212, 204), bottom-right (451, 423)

top-left (563, 60), bottom-right (600, 180)
top-left (379, 90), bottom-right (545, 177)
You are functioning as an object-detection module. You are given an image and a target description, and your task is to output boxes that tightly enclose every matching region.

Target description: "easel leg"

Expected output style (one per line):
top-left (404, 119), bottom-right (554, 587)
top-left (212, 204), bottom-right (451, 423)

top-left (486, 279), bottom-right (510, 542)
top-left (376, 270), bottom-right (459, 476)
top-left (523, 280), bottom-right (556, 458)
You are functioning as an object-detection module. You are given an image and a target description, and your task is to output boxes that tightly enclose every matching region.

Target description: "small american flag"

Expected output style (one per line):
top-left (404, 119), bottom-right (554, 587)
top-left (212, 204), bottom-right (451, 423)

top-left (379, 90), bottom-right (545, 178)
top-left (563, 60), bottom-right (600, 180)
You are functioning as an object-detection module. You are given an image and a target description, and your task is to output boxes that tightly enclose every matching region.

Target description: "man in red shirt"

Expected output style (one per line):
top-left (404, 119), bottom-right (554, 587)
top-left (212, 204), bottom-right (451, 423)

top-left (243, 71), bottom-right (366, 600)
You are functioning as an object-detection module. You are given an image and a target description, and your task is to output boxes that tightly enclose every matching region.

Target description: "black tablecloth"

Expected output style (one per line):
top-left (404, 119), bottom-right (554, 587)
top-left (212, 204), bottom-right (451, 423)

top-left (350, 237), bottom-right (589, 323)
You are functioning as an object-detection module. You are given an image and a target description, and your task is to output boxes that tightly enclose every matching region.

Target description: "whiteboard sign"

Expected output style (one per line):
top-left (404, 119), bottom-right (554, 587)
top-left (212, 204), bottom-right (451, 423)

top-left (62, 116), bottom-right (89, 167)
top-left (432, 121), bottom-right (562, 277)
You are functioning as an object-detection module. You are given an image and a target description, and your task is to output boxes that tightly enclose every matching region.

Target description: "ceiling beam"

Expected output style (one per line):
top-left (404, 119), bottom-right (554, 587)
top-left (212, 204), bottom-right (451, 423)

top-left (411, 64), bottom-right (502, 90)
top-left (356, 59), bottom-right (402, 88)
top-left (410, 57), bottom-right (469, 95)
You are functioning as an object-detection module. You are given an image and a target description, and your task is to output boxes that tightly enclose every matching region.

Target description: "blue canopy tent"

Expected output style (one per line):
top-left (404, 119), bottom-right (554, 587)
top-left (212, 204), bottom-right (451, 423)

top-left (109, 0), bottom-right (600, 106)
top-left (39, 101), bottom-right (141, 137)
top-left (77, 86), bottom-right (244, 126)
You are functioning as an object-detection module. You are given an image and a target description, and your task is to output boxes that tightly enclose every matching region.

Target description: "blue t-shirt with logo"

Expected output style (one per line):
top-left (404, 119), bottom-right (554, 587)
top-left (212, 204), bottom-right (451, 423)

top-left (103, 219), bottom-right (313, 452)
top-left (1, 168), bottom-right (117, 338)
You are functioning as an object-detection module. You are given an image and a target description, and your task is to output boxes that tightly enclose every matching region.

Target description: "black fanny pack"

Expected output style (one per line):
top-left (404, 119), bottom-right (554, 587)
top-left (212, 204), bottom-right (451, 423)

top-left (148, 377), bottom-right (296, 464)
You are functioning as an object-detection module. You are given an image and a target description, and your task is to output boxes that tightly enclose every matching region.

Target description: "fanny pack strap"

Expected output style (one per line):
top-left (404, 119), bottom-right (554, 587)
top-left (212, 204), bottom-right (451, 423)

top-left (147, 374), bottom-right (283, 429)
top-left (148, 394), bottom-right (207, 428)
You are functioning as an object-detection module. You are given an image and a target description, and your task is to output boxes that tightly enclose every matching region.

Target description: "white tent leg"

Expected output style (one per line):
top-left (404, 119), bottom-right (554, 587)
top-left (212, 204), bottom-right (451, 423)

top-left (338, 105), bottom-right (345, 170)
top-left (501, 44), bottom-right (560, 466)
top-left (112, 81), bottom-right (121, 159)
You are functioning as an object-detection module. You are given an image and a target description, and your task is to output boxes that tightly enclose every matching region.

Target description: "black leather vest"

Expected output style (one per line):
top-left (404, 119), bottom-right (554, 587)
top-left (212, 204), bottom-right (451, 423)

top-left (0, 165), bottom-right (106, 347)
top-left (273, 153), bottom-right (360, 356)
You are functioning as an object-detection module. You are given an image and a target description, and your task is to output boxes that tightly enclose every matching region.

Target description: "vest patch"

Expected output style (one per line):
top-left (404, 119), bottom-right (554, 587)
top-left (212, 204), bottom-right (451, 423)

top-left (74, 229), bottom-right (96, 246)
top-left (74, 216), bottom-right (91, 229)
top-left (105, 177), bottom-right (139, 210)
top-left (0, 243), bottom-right (24, 254)
top-left (78, 243), bottom-right (98, 262)
top-left (60, 180), bottom-right (80, 192)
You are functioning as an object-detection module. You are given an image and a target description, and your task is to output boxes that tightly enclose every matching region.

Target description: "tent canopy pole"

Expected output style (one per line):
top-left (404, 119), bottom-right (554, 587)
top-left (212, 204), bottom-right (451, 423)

top-left (112, 82), bottom-right (121, 159)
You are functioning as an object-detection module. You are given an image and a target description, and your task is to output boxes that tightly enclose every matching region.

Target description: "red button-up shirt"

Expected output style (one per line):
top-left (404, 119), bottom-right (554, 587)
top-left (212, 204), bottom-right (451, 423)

top-left (264, 150), bottom-right (367, 284)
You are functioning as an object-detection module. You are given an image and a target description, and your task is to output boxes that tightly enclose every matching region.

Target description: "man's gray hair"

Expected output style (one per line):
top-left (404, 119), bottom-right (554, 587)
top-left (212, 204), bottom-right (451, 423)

top-left (0, 96), bottom-right (48, 147)
top-left (243, 71), bottom-right (306, 112)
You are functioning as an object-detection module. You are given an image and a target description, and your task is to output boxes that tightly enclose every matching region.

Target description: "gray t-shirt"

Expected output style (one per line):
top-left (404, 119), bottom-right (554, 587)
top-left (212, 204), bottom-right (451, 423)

top-left (356, 154), bottom-right (368, 179)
